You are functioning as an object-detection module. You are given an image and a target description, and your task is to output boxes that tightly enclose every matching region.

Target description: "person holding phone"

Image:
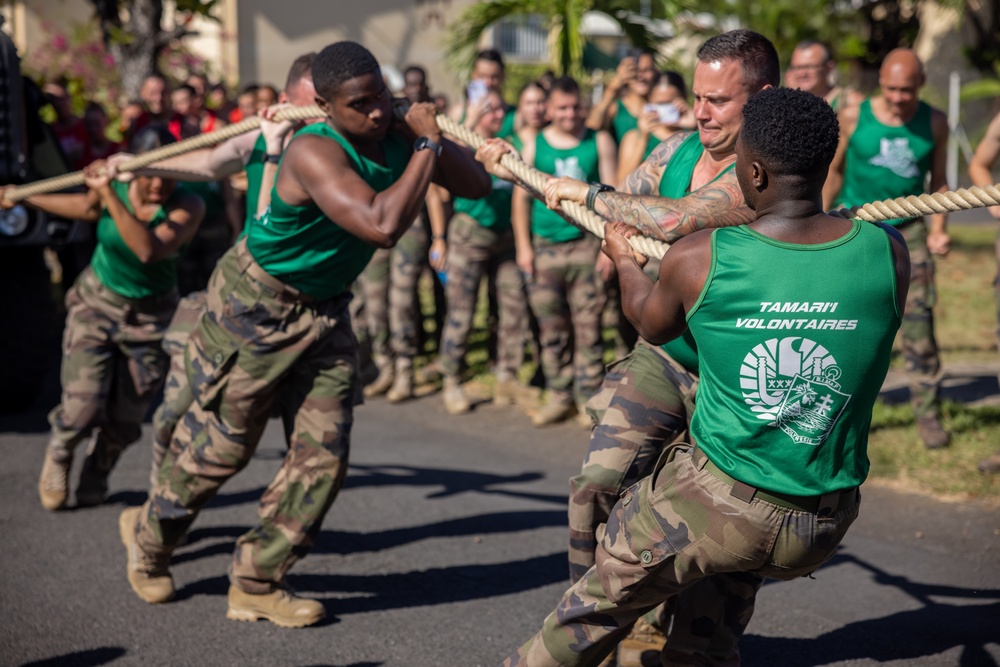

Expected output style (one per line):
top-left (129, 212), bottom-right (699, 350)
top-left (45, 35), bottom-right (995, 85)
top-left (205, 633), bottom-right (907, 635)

top-left (616, 71), bottom-right (694, 185)
top-left (587, 51), bottom-right (659, 144)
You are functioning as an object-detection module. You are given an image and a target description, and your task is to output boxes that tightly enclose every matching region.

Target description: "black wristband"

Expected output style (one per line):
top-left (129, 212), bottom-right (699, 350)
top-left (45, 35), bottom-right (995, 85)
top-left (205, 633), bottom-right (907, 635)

top-left (263, 153), bottom-right (282, 164)
top-left (586, 183), bottom-right (615, 211)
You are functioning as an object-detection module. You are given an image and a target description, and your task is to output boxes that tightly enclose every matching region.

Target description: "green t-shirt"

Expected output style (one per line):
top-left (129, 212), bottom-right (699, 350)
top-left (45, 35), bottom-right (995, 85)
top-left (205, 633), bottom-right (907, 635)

top-left (499, 106), bottom-right (517, 138)
top-left (531, 128), bottom-right (601, 243)
top-left (838, 100), bottom-right (934, 226)
top-left (687, 221), bottom-right (900, 495)
top-left (247, 123), bottom-right (410, 300)
top-left (90, 180), bottom-right (192, 299)
top-left (453, 174), bottom-right (514, 230)
top-left (655, 132), bottom-right (735, 374)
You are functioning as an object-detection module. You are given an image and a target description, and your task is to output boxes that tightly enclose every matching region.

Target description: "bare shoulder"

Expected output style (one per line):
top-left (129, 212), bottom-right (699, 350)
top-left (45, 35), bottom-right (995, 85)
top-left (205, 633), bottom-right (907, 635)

top-left (838, 101), bottom-right (862, 136)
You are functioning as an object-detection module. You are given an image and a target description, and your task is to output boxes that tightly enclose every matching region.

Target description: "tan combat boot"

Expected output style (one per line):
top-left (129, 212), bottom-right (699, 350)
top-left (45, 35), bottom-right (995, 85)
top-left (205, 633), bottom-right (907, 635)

top-left (492, 373), bottom-right (519, 407)
top-left (979, 450), bottom-right (1000, 474)
top-left (38, 448), bottom-right (72, 511)
top-left (363, 357), bottom-right (395, 398)
top-left (617, 617), bottom-right (667, 667)
top-left (386, 358), bottom-right (414, 403)
top-left (442, 376), bottom-right (471, 415)
top-left (917, 416), bottom-right (950, 450)
top-left (531, 395), bottom-right (576, 427)
top-left (227, 584), bottom-right (326, 628)
top-left (119, 506), bottom-right (175, 604)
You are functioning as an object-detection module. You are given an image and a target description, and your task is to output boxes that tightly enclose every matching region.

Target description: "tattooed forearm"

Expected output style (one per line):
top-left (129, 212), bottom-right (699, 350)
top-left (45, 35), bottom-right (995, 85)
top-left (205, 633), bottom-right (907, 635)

top-left (596, 173), bottom-right (754, 243)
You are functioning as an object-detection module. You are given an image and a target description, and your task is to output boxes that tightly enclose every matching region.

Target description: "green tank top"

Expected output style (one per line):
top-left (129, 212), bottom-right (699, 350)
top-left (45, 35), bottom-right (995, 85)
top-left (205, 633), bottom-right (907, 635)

top-left (247, 123), bottom-right (410, 300)
top-left (655, 132), bottom-right (735, 374)
top-left (453, 174), bottom-right (514, 230)
top-left (499, 106), bottom-right (517, 138)
top-left (610, 103), bottom-right (638, 144)
top-left (838, 100), bottom-right (934, 226)
top-left (90, 179), bottom-right (191, 299)
top-left (687, 221), bottom-right (900, 495)
top-left (531, 129), bottom-right (601, 243)
top-left (240, 132), bottom-right (268, 238)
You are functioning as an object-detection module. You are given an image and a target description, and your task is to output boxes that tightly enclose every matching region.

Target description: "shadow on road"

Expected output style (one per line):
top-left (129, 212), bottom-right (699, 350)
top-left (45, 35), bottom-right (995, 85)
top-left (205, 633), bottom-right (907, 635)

top-left (745, 551), bottom-right (1000, 666)
top-left (22, 647), bottom-right (127, 667)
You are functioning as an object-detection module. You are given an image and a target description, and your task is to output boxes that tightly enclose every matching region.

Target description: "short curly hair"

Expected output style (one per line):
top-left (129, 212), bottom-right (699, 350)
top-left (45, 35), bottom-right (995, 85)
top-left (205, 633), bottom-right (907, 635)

top-left (740, 88), bottom-right (839, 178)
top-left (312, 42), bottom-right (380, 99)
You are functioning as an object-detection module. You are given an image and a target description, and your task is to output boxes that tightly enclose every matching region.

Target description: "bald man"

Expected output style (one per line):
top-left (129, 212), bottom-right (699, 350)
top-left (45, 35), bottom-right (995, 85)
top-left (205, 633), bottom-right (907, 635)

top-left (786, 40), bottom-right (864, 112)
top-left (824, 48), bottom-right (950, 449)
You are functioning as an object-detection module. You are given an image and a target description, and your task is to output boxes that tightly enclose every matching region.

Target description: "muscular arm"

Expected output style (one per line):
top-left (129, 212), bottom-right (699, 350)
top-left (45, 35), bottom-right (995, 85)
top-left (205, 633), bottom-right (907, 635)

top-left (823, 104), bottom-right (859, 210)
top-left (430, 137), bottom-right (491, 199)
top-left (14, 190), bottom-right (102, 222)
top-left (278, 133), bottom-right (439, 248)
top-left (98, 187), bottom-right (205, 263)
top-left (129, 132), bottom-right (260, 181)
top-left (879, 222), bottom-right (912, 314)
top-left (969, 111), bottom-right (1000, 188)
top-left (596, 130), bottom-right (618, 185)
top-left (586, 94), bottom-right (619, 133)
top-left (969, 112), bottom-right (1000, 219)
top-left (595, 135), bottom-right (753, 243)
top-left (927, 109), bottom-right (950, 251)
top-left (611, 227), bottom-right (713, 344)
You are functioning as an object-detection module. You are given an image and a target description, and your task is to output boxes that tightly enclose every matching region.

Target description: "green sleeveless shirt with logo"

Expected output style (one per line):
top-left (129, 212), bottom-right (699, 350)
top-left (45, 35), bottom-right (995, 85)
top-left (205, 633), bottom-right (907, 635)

top-left (90, 179), bottom-right (191, 299)
top-left (531, 129), bottom-right (601, 243)
top-left (655, 132), bottom-right (735, 375)
top-left (838, 100), bottom-right (934, 226)
top-left (687, 221), bottom-right (900, 496)
top-left (247, 123), bottom-right (410, 301)
top-left (454, 174), bottom-right (514, 231)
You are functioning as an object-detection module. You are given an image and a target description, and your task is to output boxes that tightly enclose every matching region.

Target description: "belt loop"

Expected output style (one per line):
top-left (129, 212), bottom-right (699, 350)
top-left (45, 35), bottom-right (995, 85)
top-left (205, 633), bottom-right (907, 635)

top-left (817, 491), bottom-right (840, 517)
top-left (690, 444), bottom-right (709, 471)
top-left (730, 481), bottom-right (757, 504)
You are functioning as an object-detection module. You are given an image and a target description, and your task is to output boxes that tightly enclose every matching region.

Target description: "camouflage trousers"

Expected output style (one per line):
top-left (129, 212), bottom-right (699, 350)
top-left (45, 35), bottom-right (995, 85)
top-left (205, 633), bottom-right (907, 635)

top-left (354, 217), bottom-right (431, 366)
top-left (529, 236), bottom-right (606, 404)
top-left (47, 267), bottom-right (174, 479)
top-left (503, 443), bottom-right (861, 667)
top-left (570, 342), bottom-right (756, 665)
top-left (899, 220), bottom-right (942, 421)
top-left (150, 290), bottom-right (208, 486)
top-left (134, 240), bottom-right (361, 594)
top-left (439, 214), bottom-right (527, 378)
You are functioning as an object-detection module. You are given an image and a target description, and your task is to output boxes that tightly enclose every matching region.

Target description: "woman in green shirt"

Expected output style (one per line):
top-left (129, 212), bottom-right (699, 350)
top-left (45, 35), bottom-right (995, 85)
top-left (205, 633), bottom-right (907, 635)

top-left (2, 126), bottom-right (205, 511)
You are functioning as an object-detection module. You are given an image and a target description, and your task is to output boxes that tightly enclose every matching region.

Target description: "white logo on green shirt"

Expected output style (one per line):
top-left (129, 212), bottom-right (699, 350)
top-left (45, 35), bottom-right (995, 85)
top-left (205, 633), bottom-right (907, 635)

top-left (740, 336), bottom-right (852, 446)
top-left (869, 137), bottom-right (919, 179)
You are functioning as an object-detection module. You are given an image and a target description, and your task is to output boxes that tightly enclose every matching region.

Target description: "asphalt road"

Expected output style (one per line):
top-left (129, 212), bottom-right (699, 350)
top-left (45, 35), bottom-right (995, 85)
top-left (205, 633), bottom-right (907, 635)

top-left (1, 390), bottom-right (998, 667)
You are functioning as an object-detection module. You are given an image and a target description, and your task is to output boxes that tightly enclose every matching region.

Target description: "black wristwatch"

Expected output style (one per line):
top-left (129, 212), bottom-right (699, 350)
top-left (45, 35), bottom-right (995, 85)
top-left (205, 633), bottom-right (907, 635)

top-left (263, 152), bottom-right (282, 164)
top-left (414, 136), bottom-right (443, 157)
top-left (586, 182), bottom-right (615, 211)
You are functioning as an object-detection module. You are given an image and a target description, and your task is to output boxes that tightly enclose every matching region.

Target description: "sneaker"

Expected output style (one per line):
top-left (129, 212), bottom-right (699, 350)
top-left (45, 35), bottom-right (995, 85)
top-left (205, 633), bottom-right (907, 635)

top-left (226, 584), bottom-right (325, 628)
top-left (617, 617), bottom-right (667, 667)
top-left (386, 359), bottom-right (414, 403)
top-left (442, 377), bottom-right (471, 415)
top-left (38, 448), bottom-right (72, 511)
top-left (917, 416), bottom-right (950, 449)
top-left (119, 507), bottom-right (175, 604)
top-left (531, 397), bottom-right (576, 427)
top-left (75, 453), bottom-right (109, 508)
top-left (978, 451), bottom-right (1000, 475)
top-left (363, 363), bottom-right (395, 398)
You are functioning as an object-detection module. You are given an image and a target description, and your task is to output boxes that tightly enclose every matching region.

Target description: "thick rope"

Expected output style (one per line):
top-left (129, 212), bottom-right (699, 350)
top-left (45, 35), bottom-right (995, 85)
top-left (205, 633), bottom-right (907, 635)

top-left (6, 103), bottom-right (1000, 260)
top-left (3, 106), bottom-right (322, 201)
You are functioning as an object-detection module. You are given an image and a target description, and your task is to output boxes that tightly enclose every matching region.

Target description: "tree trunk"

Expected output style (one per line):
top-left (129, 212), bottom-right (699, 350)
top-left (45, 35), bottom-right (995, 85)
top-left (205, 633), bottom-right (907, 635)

top-left (94, 0), bottom-right (165, 100)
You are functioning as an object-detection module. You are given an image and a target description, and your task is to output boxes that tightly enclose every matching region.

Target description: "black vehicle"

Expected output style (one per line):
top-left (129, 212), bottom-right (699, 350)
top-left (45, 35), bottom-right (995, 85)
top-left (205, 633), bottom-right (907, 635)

top-left (0, 17), bottom-right (92, 413)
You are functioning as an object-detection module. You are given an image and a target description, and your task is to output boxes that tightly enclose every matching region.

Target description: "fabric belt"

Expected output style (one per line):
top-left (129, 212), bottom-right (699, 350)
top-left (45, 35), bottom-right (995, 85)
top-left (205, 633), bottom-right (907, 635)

top-left (234, 239), bottom-right (317, 303)
top-left (690, 445), bottom-right (857, 515)
top-left (85, 267), bottom-right (178, 311)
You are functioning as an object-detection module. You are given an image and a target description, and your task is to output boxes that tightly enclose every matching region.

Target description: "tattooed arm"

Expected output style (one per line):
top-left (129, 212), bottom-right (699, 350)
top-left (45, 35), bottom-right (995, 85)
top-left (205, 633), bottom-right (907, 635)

top-left (594, 133), bottom-right (753, 242)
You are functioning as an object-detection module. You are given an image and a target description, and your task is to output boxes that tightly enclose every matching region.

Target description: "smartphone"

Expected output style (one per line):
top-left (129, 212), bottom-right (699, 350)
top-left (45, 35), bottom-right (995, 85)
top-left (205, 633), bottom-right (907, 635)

top-left (466, 79), bottom-right (488, 106)
top-left (644, 103), bottom-right (680, 125)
